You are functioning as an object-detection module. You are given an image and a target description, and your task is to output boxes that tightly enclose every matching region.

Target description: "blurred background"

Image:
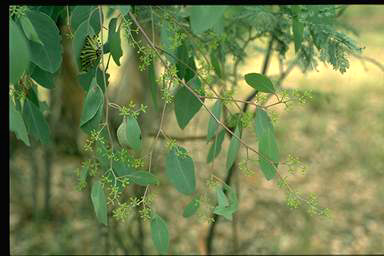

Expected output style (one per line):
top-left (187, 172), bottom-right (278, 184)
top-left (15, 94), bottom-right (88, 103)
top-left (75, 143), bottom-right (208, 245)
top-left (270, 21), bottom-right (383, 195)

top-left (10, 5), bottom-right (384, 255)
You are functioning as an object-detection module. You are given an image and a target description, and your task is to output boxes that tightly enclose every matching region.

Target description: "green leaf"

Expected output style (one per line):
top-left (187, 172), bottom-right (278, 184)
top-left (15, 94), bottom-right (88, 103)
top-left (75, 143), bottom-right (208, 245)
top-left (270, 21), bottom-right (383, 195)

top-left (207, 100), bottom-right (222, 141)
top-left (80, 79), bottom-right (104, 126)
top-left (23, 99), bottom-right (51, 145)
top-left (9, 19), bottom-right (30, 85)
top-left (189, 6), bottom-right (227, 34)
top-left (254, 107), bottom-right (274, 139)
top-left (126, 171), bottom-right (159, 186)
top-left (293, 18), bottom-right (304, 53)
top-left (80, 101), bottom-right (104, 134)
top-left (151, 213), bottom-right (169, 255)
top-left (70, 6), bottom-right (101, 34)
top-left (96, 67), bottom-right (110, 93)
top-left (148, 60), bottom-right (159, 112)
top-left (244, 73), bottom-right (275, 93)
top-left (183, 196), bottom-right (200, 218)
top-left (160, 21), bottom-right (176, 64)
top-left (210, 51), bottom-right (222, 78)
top-left (30, 64), bottom-right (55, 89)
top-left (176, 41), bottom-right (196, 82)
top-left (226, 126), bottom-right (241, 170)
top-left (174, 76), bottom-right (204, 129)
top-left (166, 146), bottom-right (196, 195)
top-left (207, 129), bottom-right (226, 163)
top-left (91, 181), bottom-right (108, 226)
top-left (215, 186), bottom-right (229, 207)
top-left (19, 15), bottom-right (43, 45)
top-left (116, 117), bottom-right (142, 150)
top-left (259, 128), bottom-right (279, 180)
top-left (10, 98), bottom-right (30, 146)
top-left (26, 10), bottom-right (62, 73)
top-left (108, 18), bottom-right (122, 66)
top-left (213, 184), bottom-right (238, 221)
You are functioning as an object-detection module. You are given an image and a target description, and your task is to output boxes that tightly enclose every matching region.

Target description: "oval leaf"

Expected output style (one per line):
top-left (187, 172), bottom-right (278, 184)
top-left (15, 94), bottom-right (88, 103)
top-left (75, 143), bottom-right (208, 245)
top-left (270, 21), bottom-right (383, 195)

top-left (26, 10), bottom-right (62, 73)
top-left (126, 171), bottom-right (159, 186)
top-left (207, 129), bottom-right (226, 163)
top-left (30, 64), bottom-right (55, 89)
top-left (23, 99), bottom-right (51, 145)
top-left (70, 6), bottom-right (101, 34)
top-left (9, 19), bottom-right (30, 85)
top-left (293, 18), bottom-right (304, 53)
top-left (108, 18), bottom-right (122, 66)
top-left (91, 181), bottom-right (108, 226)
top-left (254, 107), bottom-right (274, 139)
top-left (166, 146), bottom-right (196, 195)
top-left (80, 79), bottom-right (104, 126)
top-left (244, 73), bottom-right (275, 93)
top-left (207, 100), bottom-right (222, 141)
top-left (19, 15), bottom-right (43, 45)
top-left (151, 213), bottom-right (169, 255)
top-left (174, 76), bottom-right (204, 129)
top-left (259, 128), bottom-right (279, 180)
top-left (226, 126), bottom-right (241, 170)
top-left (183, 196), bottom-right (200, 218)
top-left (10, 98), bottom-right (30, 146)
top-left (117, 117), bottom-right (142, 150)
top-left (189, 6), bottom-right (227, 34)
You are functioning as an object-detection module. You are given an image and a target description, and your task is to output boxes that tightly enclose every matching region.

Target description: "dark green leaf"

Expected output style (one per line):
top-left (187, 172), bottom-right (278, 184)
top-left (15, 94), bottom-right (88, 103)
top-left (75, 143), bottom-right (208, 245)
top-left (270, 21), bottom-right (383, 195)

top-left (117, 117), bottom-right (142, 150)
top-left (9, 19), bottom-right (30, 85)
top-left (244, 73), bottom-right (275, 93)
top-left (259, 128), bottom-right (279, 180)
top-left (254, 107), bottom-right (274, 139)
top-left (210, 51), bottom-right (222, 78)
top-left (174, 76), bottom-right (204, 129)
top-left (19, 15), bottom-right (43, 45)
top-left (80, 79), bottom-right (104, 126)
top-left (293, 18), bottom-right (304, 53)
top-left (96, 67), bottom-right (110, 93)
top-left (126, 171), bottom-right (159, 186)
top-left (30, 64), bottom-right (55, 89)
top-left (151, 213), bottom-right (169, 255)
top-left (113, 5), bottom-right (132, 16)
top-left (160, 21), bottom-right (176, 64)
top-left (91, 181), bottom-right (108, 226)
top-left (148, 60), bottom-right (159, 112)
top-left (108, 18), bottom-right (122, 66)
top-left (183, 196), bottom-right (200, 218)
top-left (26, 10), bottom-right (62, 73)
top-left (207, 100), bottom-right (222, 141)
top-left (23, 99), bottom-right (51, 145)
top-left (166, 146), bottom-right (196, 195)
top-left (226, 126), bottom-right (241, 170)
top-left (176, 41), bottom-right (196, 82)
top-left (70, 6), bottom-right (101, 34)
top-left (189, 6), bottom-right (227, 34)
top-left (10, 98), bottom-right (30, 146)
top-left (207, 129), bottom-right (226, 163)
top-left (80, 101), bottom-right (104, 134)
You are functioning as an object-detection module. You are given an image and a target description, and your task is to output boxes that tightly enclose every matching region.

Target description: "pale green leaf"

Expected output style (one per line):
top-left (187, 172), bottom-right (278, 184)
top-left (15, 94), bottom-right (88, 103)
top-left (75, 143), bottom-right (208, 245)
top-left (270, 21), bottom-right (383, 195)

top-left (19, 15), bottom-right (43, 45)
top-left (254, 107), bottom-right (274, 139)
top-left (80, 79), bottom-right (104, 126)
top-left (126, 171), bottom-right (159, 186)
top-left (189, 6), bottom-right (228, 34)
top-left (259, 128), bottom-right (279, 180)
top-left (116, 117), bottom-right (142, 150)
